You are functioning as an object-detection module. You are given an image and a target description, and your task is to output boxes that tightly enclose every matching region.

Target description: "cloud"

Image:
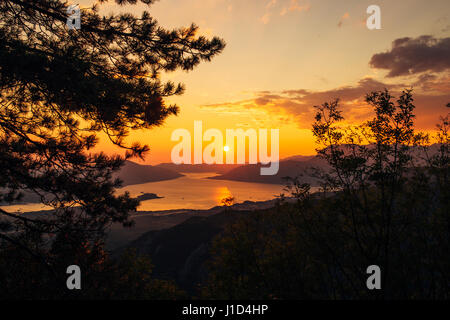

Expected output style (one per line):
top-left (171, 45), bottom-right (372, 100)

top-left (369, 36), bottom-right (450, 77)
top-left (260, 13), bottom-right (271, 24)
top-left (337, 12), bottom-right (350, 28)
top-left (261, 0), bottom-right (310, 23)
top-left (280, 0), bottom-right (310, 16)
top-left (286, 0), bottom-right (310, 13)
top-left (201, 77), bottom-right (450, 130)
top-left (266, 0), bottom-right (277, 9)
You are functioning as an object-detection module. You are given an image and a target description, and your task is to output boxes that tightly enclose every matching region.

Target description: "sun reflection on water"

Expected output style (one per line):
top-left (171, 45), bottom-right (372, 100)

top-left (215, 186), bottom-right (234, 206)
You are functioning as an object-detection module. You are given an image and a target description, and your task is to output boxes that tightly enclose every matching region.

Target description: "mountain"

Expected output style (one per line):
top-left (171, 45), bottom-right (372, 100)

top-left (156, 157), bottom-right (325, 185)
top-left (156, 163), bottom-right (241, 174)
top-left (209, 158), bottom-right (328, 185)
top-left (114, 160), bottom-right (183, 187)
top-left (2, 161), bottom-right (184, 204)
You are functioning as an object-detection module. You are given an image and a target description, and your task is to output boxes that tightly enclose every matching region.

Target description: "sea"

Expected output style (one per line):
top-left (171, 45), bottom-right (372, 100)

top-left (2, 173), bottom-right (286, 213)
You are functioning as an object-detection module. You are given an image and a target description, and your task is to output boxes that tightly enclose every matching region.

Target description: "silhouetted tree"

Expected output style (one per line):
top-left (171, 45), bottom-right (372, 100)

top-left (0, 0), bottom-right (224, 297)
top-left (203, 90), bottom-right (449, 299)
top-left (220, 195), bottom-right (235, 208)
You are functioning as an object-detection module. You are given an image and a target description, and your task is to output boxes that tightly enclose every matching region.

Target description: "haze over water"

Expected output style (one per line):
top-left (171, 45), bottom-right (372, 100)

top-left (3, 173), bottom-right (286, 213)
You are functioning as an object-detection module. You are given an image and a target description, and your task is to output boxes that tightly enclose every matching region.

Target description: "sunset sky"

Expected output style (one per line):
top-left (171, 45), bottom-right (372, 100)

top-left (80, 0), bottom-right (450, 164)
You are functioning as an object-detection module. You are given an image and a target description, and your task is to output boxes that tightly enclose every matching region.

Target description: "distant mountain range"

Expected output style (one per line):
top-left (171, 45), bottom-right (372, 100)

top-left (156, 156), bottom-right (327, 185)
top-left (281, 155), bottom-right (317, 162)
top-left (3, 144), bottom-right (441, 205)
top-left (208, 158), bottom-right (328, 185)
top-left (155, 163), bottom-right (242, 174)
top-left (207, 144), bottom-right (443, 185)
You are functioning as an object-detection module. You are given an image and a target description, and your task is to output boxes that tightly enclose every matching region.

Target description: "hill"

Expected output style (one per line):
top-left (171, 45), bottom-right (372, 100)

top-left (281, 155), bottom-right (316, 162)
top-left (209, 158), bottom-right (328, 185)
top-left (113, 160), bottom-right (183, 187)
top-left (2, 161), bottom-right (183, 204)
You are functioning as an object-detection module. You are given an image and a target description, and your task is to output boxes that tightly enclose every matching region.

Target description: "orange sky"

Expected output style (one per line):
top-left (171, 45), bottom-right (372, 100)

top-left (79, 0), bottom-right (450, 164)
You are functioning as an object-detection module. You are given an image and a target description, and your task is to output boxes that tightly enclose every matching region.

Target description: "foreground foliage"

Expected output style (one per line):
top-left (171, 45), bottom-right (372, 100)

top-left (0, 0), bottom-right (224, 298)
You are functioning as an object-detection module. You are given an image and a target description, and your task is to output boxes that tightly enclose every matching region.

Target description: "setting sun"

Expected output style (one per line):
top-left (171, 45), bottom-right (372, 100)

top-left (223, 145), bottom-right (230, 152)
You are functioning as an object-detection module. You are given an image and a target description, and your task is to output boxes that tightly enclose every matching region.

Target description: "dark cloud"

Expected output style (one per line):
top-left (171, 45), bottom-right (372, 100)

top-left (201, 77), bottom-right (449, 130)
top-left (369, 35), bottom-right (450, 77)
